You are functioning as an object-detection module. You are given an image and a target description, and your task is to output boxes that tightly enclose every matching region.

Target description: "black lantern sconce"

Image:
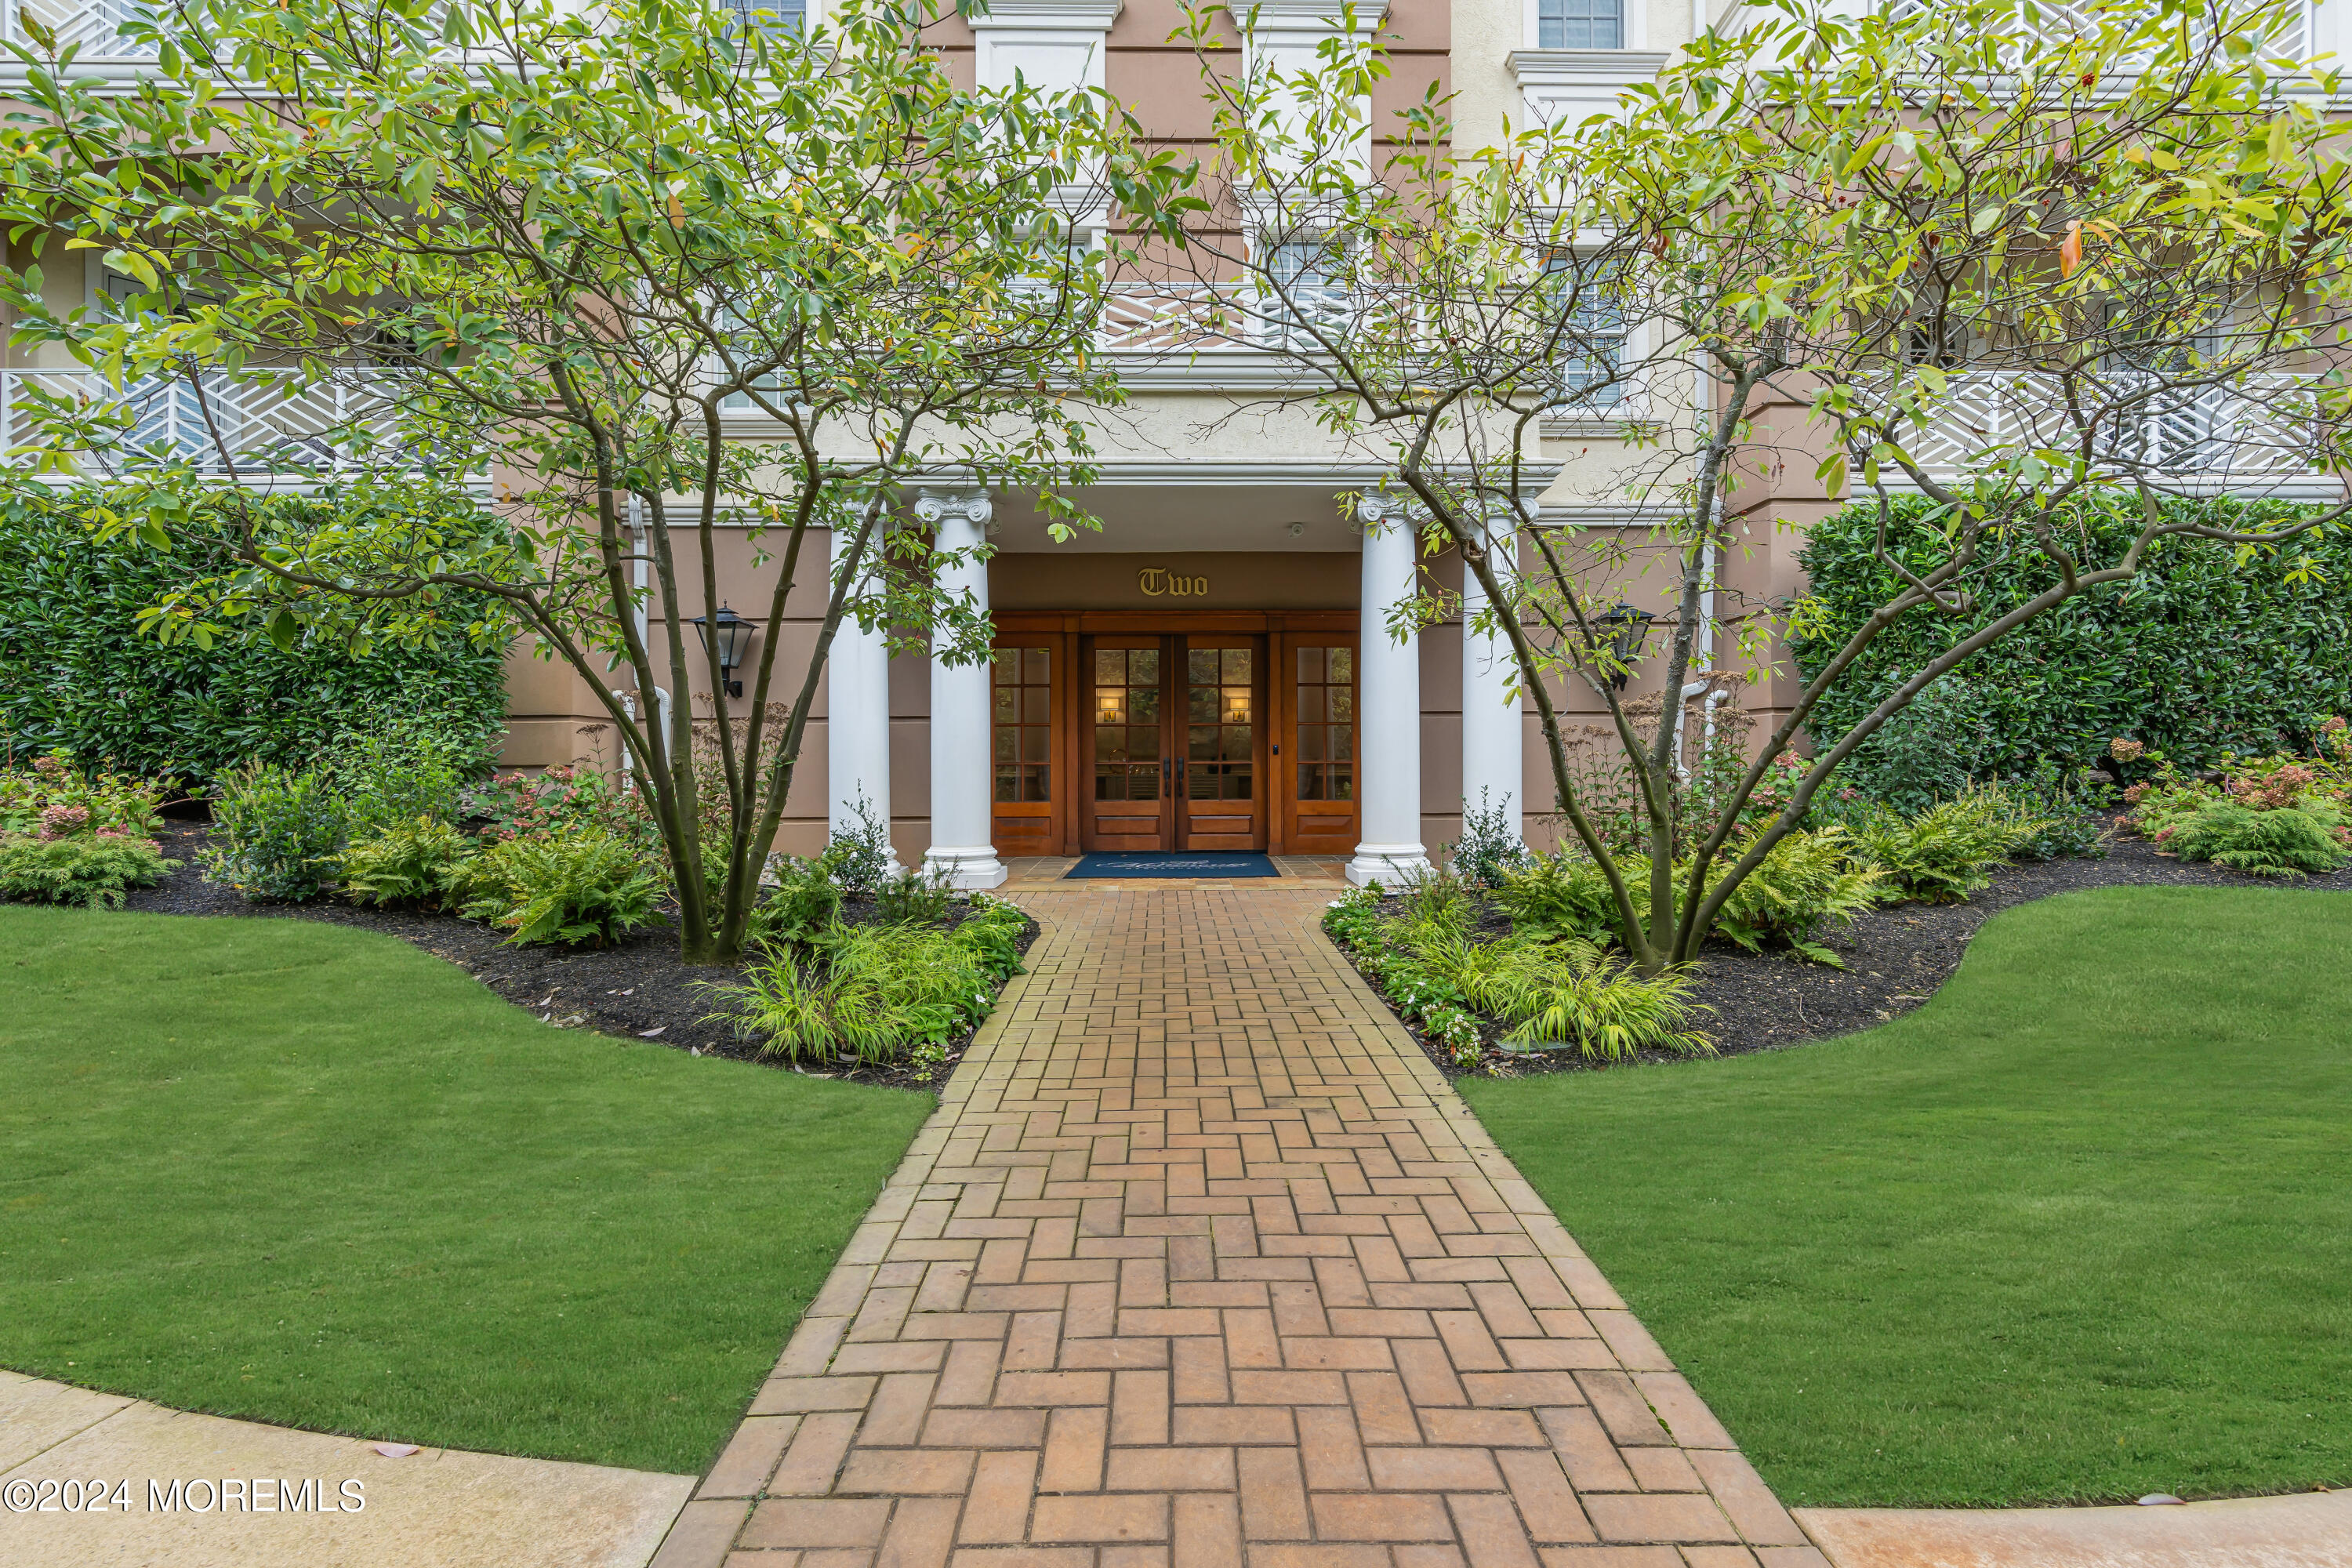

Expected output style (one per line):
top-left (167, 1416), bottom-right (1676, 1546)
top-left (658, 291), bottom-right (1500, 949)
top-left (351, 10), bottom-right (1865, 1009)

top-left (687, 603), bottom-right (753, 698)
top-left (1596, 601), bottom-right (1653, 691)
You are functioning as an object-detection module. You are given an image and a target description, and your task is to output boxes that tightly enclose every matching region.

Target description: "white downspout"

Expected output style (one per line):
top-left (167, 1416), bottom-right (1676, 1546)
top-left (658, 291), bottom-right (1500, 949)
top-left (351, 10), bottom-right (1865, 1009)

top-left (629, 492), bottom-right (672, 785)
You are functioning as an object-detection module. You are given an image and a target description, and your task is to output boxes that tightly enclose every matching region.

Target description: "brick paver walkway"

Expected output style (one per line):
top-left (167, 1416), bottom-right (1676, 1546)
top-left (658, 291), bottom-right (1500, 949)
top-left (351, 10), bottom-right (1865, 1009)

top-left (658, 885), bottom-right (1828, 1568)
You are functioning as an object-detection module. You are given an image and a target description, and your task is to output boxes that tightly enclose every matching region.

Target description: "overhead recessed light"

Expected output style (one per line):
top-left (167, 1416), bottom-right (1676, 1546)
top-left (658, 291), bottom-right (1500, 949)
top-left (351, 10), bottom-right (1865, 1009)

top-left (1287, 521), bottom-right (1308, 538)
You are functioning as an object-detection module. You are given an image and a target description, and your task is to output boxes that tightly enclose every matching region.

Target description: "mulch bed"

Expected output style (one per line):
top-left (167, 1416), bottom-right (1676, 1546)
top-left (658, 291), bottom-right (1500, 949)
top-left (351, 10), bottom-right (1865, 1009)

top-left (1345, 818), bottom-right (2352, 1080)
top-left (118, 822), bottom-right (1037, 1093)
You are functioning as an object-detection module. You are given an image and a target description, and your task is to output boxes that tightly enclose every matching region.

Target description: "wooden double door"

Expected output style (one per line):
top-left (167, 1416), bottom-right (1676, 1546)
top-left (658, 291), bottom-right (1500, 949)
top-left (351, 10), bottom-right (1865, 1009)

top-left (989, 615), bottom-right (1359, 859)
top-left (1086, 633), bottom-right (1264, 853)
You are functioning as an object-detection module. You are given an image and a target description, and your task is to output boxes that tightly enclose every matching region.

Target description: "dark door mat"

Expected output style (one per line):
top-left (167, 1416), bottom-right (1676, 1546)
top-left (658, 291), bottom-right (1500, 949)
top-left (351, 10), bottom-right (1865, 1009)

top-left (1065, 852), bottom-right (1280, 880)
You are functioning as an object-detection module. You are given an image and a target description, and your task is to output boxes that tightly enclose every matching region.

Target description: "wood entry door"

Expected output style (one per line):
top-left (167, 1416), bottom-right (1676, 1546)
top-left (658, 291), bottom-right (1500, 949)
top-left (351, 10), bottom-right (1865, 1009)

top-left (1080, 634), bottom-right (1269, 852)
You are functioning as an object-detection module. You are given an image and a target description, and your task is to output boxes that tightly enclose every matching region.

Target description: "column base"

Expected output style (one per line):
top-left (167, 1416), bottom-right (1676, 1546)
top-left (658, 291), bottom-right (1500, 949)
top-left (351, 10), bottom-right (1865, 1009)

top-left (1346, 843), bottom-right (1432, 888)
top-left (922, 845), bottom-right (1008, 891)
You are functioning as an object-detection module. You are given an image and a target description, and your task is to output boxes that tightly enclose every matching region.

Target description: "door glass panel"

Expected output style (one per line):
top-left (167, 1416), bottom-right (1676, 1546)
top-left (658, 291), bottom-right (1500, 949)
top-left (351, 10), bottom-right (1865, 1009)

top-left (1186, 644), bottom-right (1253, 803)
top-left (992, 647), bottom-right (1052, 803)
top-left (1294, 644), bottom-right (1355, 802)
top-left (1094, 647), bottom-right (1162, 802)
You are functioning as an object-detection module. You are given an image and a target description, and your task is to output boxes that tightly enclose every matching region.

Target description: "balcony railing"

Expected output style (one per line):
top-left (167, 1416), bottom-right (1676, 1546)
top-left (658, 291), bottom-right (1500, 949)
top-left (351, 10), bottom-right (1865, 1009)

top-left (2, 0), bottom-right (158, 58)
top-left (1885, 0), bottom-right (2311, 72)
top-left (1888, 370), bottom-right (2318, 482)
top-left (1, 368), bottom-right (457, 477)
top-left (1099, 281), bottom-right (1351, 355)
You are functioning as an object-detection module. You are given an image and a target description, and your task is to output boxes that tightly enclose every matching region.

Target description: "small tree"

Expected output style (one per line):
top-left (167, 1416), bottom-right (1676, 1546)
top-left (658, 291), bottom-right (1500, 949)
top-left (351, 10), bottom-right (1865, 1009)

top-left (0, 0), bottom-right (1196, 960)
top-left (1168, 0), bottom-right (2352, 970)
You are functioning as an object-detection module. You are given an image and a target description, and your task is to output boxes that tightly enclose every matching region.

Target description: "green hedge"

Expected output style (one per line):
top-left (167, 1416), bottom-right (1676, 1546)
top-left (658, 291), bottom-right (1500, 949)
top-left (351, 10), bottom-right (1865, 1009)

top-left (1791, 492), bottom-right (2352, 779)
top-left (0, 496), bottom-right (510, 786)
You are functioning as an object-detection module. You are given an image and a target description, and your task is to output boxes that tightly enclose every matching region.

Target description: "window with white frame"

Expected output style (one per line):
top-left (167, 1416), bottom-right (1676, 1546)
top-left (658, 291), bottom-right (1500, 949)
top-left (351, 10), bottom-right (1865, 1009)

top-left (1260, 236), bottom-right (1350, 348)
top-left (1537, 0), bottom-right (1621, 50)
top-left (725, 0), bottom-right (804, 36)
top-left (1544, 251), bottom-right (1627, 406)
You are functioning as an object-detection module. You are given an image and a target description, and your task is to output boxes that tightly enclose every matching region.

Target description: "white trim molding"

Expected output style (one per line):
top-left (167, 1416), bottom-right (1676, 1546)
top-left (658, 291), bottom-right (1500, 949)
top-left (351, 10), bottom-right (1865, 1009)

top-left (1508, 49), bottom-right (1670, 126)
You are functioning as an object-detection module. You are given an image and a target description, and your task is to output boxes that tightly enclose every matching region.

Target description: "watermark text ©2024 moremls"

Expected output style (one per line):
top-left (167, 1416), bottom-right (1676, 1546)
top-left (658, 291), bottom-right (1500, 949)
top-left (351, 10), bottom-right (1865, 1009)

top-left (3, 1477), bottom-right (365, 1514)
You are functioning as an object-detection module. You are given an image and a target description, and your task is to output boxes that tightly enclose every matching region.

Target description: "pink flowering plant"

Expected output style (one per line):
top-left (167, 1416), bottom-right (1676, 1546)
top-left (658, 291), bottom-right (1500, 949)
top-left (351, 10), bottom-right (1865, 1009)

top-left (0, 750), bottom-right (167, 838)
top-left (2123, 720), bottom-right (2352, 874)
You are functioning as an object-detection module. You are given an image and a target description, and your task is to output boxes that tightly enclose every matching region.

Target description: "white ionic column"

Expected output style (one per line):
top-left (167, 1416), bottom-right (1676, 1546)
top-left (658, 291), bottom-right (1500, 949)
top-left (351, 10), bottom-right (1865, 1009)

top-left (1348, 497), bottom-right (1432, 887)
top-left (827, 524), bottom-right (898, 863)
top-left (1459, 551), bottom-right (1523, 845)
top-left (916, 488), bottom-right (1007, 891)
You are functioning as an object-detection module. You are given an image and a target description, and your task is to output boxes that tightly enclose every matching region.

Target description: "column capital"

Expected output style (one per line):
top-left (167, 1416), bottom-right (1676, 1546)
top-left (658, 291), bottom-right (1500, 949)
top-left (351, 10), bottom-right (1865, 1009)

top-left (910, 488), bottom-right (993, 530)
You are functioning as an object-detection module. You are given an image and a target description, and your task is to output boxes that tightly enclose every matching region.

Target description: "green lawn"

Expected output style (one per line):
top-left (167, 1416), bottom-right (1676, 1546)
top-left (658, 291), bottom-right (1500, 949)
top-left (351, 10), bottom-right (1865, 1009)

top-left (1462, 886), bottom-right (2352, 1510)
top-left (0, 908), bottom-right (931, 1475)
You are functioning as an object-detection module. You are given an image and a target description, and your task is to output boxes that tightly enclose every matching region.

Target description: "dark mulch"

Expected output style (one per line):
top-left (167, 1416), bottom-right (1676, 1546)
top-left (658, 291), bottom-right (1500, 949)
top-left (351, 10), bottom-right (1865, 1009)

top-left (117, 822), bottom-right (1037, 1092)
top-left (1345, 818), bottom-right (2352, 1080)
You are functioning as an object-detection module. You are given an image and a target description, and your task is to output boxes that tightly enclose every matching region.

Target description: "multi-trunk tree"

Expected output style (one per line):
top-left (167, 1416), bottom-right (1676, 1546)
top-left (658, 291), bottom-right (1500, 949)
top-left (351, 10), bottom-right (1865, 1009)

top-left (0, 0), bottom-right (1197, 961)
top-left (1167, 0), bottom-right (2352, 969)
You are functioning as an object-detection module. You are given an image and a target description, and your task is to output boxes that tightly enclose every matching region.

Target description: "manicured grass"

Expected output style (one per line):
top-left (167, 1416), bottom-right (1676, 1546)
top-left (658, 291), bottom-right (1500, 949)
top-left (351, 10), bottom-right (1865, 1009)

top-left (0, 908), bottom-right (932, 1475)
top-left (1461, 887), bottom-right (2352, 1509)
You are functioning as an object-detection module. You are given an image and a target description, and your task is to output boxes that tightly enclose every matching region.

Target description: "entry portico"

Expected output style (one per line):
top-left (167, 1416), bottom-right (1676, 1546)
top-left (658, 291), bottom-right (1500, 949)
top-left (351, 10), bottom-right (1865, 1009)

top-left (823, 468), bottom-right (1537, 889)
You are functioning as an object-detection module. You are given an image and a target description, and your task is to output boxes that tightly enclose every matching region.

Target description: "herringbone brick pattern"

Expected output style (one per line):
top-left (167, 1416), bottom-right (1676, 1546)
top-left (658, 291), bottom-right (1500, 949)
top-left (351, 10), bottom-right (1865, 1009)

top-left (660, 886), bottom-right (1828, 1568)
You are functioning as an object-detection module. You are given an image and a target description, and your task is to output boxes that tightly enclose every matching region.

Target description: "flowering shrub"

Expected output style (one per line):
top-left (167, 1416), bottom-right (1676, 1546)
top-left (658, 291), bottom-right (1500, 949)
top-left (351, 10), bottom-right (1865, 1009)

top-left (2126, 724), bottom-right (2343, 860)
top-left (0, 753), bottom-right (166, 838)
top-left (38, 804), bottom-right (90, 840)
top-left (465, 766), bottom-right (655, 850)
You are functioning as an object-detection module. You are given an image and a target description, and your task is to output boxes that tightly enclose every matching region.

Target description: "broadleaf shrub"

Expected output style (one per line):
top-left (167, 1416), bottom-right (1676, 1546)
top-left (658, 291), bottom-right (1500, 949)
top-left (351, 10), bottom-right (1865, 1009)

top-left (0, 491), bottom-right (509, 786)
top-left (202, 762), bottom-right (348, 901)
top-left (1795, 491), bottom-right (2352, 779)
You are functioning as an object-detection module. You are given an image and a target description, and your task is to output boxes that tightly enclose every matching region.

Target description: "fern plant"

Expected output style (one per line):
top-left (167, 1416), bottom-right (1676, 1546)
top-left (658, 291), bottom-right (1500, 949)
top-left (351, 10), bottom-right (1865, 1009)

top-left (461, 830), bottom-right (663, 946)
top-left (2163, 800), bottom-right (2348, 878)
top-left (0, 833), bottom-right (176, 909)
top-left (1852, 786), bottom-right (2053, 902)
top-left (341, 817), bottom-right (477, 909)
top-left (1711, 827), bottom-right (1886, 966)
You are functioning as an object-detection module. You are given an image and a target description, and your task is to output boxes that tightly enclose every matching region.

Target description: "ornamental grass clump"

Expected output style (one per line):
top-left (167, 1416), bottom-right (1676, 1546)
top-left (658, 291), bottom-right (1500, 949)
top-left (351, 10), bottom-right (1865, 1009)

top-left (1321, 885), bottom-right (1711, 1065)
top-left (710, 896), bottom-right (1030, 1067)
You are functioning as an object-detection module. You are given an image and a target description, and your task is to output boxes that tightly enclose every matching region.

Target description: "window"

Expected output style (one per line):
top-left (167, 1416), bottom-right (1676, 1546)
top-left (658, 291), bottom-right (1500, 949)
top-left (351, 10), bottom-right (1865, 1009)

top-left (1544, 252), bottom-right (1627, 406)
top-left (993, 647), bottom-right (1053, 804)
top-left (725, 0), bottom-right (804, 34)
top-left (1261, 238), bottom-right (1348, 348)
top-left (1537, 0), bottom-right (1621, 50)
top-left (1091, 646), bottom-right (1160, 802)
top-left (1185, 646), bottom-right (1254, 803)
top-left (1294, 645), bottom-right (1354, 802)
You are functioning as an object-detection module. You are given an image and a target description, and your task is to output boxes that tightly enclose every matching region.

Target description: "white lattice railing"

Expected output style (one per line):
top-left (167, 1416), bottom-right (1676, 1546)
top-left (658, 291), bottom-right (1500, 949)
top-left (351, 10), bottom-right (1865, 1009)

top-left (1, 368), bottom-right (447, 474)
top-left (1098, 281), bottom-right (1352, 355)
top-left (2, 0), bottom-right (159, 57)
top-left (1885, 0), bottom-right (2311, 71)
top-left (1886, 370), bottom-right (2317, 480)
